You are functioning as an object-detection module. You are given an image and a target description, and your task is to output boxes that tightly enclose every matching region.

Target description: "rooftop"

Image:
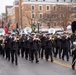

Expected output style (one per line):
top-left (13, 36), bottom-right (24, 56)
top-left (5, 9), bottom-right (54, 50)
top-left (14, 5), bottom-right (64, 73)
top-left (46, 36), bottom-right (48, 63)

top-left (23, 0), bottom-right (76, 3)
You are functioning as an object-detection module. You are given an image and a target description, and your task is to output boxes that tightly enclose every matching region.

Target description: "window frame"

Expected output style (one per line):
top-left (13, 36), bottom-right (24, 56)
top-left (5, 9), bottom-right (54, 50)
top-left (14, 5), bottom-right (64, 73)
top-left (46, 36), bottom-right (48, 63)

top-left (31, 5), bottom-right (35, 11)
top-left (46, 5), bottom-right (50, 11)
top-left (39, 5), bottom-right (43, 11)
top-left (31, 13), bottom-right (35, 18)
top-left (39, 13), bottom-right (43, 19)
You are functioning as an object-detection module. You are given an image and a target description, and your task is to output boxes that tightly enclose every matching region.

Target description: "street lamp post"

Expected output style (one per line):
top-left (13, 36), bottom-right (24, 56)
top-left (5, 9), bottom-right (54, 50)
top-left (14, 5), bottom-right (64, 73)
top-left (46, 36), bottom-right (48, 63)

top-left (38, 22), bottom-right (39, 33)
top-left (32, 21), bottom-right (36, 32)
top-left (32, 21), bottom-right (41, 33)
top-left (37, 21), bottom-right (41, 33)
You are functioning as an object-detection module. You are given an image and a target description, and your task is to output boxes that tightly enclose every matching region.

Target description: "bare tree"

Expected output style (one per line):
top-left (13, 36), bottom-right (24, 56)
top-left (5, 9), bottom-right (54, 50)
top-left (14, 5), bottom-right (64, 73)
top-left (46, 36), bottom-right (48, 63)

top-left (57, 5), bottom-right (74, 30)
top-left (41, 4), bottom-right (74, 30)
top-left (22, 6), bottom-right (40, 32)
top-left (41, 10), bottom-right (58, 28)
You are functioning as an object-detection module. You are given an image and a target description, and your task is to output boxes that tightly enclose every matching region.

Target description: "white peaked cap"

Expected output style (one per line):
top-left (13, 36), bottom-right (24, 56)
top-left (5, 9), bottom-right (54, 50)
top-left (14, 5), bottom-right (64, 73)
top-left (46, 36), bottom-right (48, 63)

top-left (11, 32), bottom-right (15, 35)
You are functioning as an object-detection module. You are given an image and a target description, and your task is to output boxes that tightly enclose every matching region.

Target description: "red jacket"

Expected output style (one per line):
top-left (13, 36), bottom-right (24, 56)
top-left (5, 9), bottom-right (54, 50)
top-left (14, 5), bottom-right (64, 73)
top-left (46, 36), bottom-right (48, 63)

top-left (5, 26), bottom-right (8, 34)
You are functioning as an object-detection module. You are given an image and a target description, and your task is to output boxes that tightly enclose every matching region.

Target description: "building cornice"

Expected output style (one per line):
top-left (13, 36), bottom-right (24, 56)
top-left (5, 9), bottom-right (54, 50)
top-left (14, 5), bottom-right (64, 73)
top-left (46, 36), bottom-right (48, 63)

top-left (22, 2), bottom-right (75, 5)
top-left (11, 5), bottom-right (19, 10)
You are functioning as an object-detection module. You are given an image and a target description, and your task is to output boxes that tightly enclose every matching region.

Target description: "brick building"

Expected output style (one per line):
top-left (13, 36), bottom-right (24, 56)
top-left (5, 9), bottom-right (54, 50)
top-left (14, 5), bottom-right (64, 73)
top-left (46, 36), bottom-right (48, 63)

top-left (5, 6), bottom-right (13, 23)
top-left (21, 0), bottom-right (76, 29)
top-left (11, 5), bottom-right (19, 23)
top-left (5, 0), bottom-right (19, 29)
top-left (6, 0), bottom-right (76, 29)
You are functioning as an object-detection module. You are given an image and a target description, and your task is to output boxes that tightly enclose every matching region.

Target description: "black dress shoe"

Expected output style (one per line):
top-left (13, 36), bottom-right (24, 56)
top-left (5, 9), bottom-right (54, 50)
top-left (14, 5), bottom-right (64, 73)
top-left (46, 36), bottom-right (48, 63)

top-left (41, 57), bottom-right (43, 59)
top-left (26, 58), bottom-right (28, 60)
top-left (62, 58), bottom-right (64, 60)
top-left (67, 59), bottom-right (69, 61)
top-left (46, 59), bottom-right (48, 61)
top-left (59, 57), bottom-right (61, 59)
top-left (72, 67), bottom-right (75, 70)
top-left (54, 55), bottom-right (56, 58)
top-left (31, 60), bottom-right (33, 63)
top-left (54, 56), bottom-right (57, 58)
top-left (12, 61), bottom-right (14, 64)
top-left (51, 59), bottom-right (53, 62)
top-left (36, 60), bottom-right (39, 63)
top-left (29, 58), bottom-right (31, 61)
top-left (15, 63), bottom-right (18, 65)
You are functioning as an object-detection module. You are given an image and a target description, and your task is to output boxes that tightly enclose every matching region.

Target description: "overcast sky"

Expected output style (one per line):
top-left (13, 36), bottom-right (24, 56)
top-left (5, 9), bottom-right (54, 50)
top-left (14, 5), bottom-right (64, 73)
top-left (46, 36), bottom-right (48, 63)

top-left (0, 0), bottom-right (14, 14)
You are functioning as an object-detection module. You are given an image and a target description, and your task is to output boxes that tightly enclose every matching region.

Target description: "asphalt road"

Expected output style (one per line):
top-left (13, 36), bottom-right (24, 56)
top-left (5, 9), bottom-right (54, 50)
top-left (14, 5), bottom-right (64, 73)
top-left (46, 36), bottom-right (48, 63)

top-left (0, 56), bottom-right (76, 75)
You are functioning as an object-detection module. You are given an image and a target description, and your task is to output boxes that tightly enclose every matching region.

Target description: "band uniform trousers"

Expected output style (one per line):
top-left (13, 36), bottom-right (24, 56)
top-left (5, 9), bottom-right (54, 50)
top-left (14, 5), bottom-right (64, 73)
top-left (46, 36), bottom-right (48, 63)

top-left (30, 38), bottom-right (39, 63)
top-left (11, 50), bottom-right (18, 65)
top-left (40, 36), bottom-right (46, 59)
top-left (61, 36), bottom-right (69, 61)
top-left (45, 48), bottom-right (53, 62)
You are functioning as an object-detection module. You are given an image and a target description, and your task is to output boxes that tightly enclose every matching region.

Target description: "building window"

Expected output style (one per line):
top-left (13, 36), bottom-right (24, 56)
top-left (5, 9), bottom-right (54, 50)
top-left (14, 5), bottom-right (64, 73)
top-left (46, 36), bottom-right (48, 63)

top-left (54, 22), bottom-right (57, 26)
top-left (39, 5), bottom-right (43, 10)
top-left (64, 0), bottom-right (65, 2)
top-left (74, 7), bottom-right (76, 10)
top-left (40, 22), bottom-right (43, 27)
top-left (47, 14), bottom-right (50, 18)
top-left (32, 13), bottom-right (35, 18)
top-left (60, 14), bottom-right (63, 18)
top-left (53, 6), bottom-right (56, 11)
top-left (46, 5), bottom-right (50, 11)
top-left (47, 22), bottom-right (50, 28)
top-left (57, 0), bottom-right (59, 2)
top-left (75, 15), bottom-right (76, 18)
top-left (43, 0), bottom-right (45, 1)
top-left (71, 0), bottom-right (72, 2)
top-left (66, 0), bottom-right (72, 2)
top-left (59, 0), bottom-right (64, 2)
top-left (39, 13), bottom-right (43, 18)
top-left (31, 5), bottom-right (35, 10)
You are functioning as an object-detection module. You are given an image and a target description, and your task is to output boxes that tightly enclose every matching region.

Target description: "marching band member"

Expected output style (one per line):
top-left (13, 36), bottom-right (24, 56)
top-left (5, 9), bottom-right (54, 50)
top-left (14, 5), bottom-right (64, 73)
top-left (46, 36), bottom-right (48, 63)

top-left (29, 33), bottom-right (39, 63)
top-left (1, 35), bottom-right (6, 57)
top-left (4, 34), bottom-right (11, 60)
top-left (54, 33), bottom-right (62, 59)
top-left (61, 32), bottom-right (70, 61)
top-left (45, 33), bottom-right (53, 62)
top-left (10, 33), bottom-right (18, 65)
top-left (36, 34), bottom-right (41, 58)
top-left (40, 32), bottom-right (46, 59)
top-left (19, 33), bottom-right (26, 58)
top-left (0, 36), bottom-right (3, 55)
top-left (25, 34), bottom-right (30, 60)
